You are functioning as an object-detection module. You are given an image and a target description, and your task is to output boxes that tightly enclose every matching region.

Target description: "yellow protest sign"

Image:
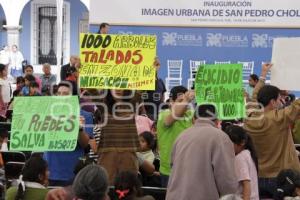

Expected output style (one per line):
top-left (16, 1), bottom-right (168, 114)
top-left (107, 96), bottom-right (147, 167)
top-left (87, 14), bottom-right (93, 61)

top-left (79, 33), bottom-right (157, 90)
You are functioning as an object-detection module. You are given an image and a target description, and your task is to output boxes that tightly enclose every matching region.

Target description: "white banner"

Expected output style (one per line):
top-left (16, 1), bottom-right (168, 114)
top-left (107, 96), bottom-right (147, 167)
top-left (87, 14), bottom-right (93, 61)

top-left (271, 38), bottom-right (300, 91)
top-left (90, 0), bottom-right (300, 28)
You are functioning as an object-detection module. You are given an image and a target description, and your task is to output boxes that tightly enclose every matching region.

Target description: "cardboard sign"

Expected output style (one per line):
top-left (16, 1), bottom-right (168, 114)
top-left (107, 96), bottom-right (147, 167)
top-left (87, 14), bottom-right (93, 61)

top-left (271, 37), bottom-right (300, 91)
top-left (10, 96), bottom-right (80, 151)
top-left (195, 64), bottom-right (245, 120)
top-left (79, 33), bottom-right (157, 90)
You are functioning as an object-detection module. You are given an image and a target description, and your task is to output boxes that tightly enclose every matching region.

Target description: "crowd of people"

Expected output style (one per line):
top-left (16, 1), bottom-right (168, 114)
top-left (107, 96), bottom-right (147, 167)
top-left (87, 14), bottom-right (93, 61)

top-left (0, 23), bottom-right (300, 200)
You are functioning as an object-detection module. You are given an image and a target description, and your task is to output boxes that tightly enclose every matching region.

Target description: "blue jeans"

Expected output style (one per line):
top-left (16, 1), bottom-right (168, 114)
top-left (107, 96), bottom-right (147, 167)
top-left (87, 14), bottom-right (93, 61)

top-left (160, 174), bottom-right (169, 188)
top-left (259, 177), bottom-right (277, 198)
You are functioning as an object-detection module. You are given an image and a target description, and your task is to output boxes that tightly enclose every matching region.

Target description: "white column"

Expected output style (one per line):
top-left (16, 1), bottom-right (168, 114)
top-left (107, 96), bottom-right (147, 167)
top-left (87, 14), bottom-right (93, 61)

top-left (56, 0), bottom-right (63, 83)
top-left (0, 0), bottom-right (31, 47)
top-left (3, 25), bottom-right (22, 47)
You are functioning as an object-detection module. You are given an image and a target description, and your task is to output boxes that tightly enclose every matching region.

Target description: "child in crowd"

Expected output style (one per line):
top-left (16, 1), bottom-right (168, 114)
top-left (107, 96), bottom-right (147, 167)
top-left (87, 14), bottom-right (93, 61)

top-left (137, 131), bottom-right (155, 164)
top-left (29, 81), bottom-right (41, 96)
top-left (0, 64), bottom-right (11, 121)
top-left (225, 125), bottom-right (259, 200)
top-left (7, 76), bottom-right (24, 112)
top-left (6, 156), bottom-right (49, 200)
top-left (274, 169), bottom-right (300, 200)
top-left (114, 171), bottom-right (155, 200)
top-left (15, 76), bottom-right (25, 91)
top-left (137, 131), bottom-right (161, 187)
top-left (21, 74), bottom-right (35, 96)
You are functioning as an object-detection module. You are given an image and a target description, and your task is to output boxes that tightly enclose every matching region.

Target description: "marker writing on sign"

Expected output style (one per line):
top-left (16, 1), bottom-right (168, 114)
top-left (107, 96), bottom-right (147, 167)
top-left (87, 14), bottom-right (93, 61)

top-left (28, 114), bottom-right (76, 132)
top-left (81, 34), bottom-right (111, 48)
top-left (11, 132), bottom-right (45, 149)
top-left (197, 67), bottom-right (240, 85)
top-left (81, 50), bottom-right (143, 65)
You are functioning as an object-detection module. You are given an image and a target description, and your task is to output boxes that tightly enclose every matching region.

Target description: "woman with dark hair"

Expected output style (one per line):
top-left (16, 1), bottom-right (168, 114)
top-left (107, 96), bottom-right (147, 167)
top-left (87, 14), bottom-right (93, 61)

top-left (23, 65), bottom-right (42, 92)
top-left (114, 171), bottom-right (154, 200)
top-left (97, 89), bottom-right (141, 184)
top-left (6, 156), bottom-right (49, 200)
top-left (225, 125), bottom-right (259, 200)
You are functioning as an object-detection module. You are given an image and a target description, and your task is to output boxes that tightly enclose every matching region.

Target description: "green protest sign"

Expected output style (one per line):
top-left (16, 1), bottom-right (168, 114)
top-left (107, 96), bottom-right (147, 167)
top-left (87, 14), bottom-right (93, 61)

top-left (195, 64), bottom-right (245, 120)
top-left (10, 96), bottom-right (80, 151)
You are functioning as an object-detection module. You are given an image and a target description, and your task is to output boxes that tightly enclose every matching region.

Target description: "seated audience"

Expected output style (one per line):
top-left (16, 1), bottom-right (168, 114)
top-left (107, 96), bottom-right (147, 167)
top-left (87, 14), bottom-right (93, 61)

top-left (114, 171), bottom-right (154, 200)
top-left (45, 165), bottom-right (109, 200)
top-left (274, 169), bottom-right (300, 200)
top-left (29, 82), bottom-right (41, 96)
top-left (60, 56), bottom-right (80, 81)
top-left (137, 131), bottom-right (155, 164)
top-left (40, 63), bottom-right (56, 95)
top-left (6, 156), bottom-right (49, 200)
top-left (23, 65), bottom-right (42, 91)
top-left (21, 74), bottom-right (36, 96)
top-left (13, 76), bottom-right (25, 96)
top-left (72, 165), bottom-right (109, 200)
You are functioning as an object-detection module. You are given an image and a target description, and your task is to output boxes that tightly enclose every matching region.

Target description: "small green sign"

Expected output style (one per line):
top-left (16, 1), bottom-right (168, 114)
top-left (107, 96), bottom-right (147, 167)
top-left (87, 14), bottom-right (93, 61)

top-left (195, 64), bottom-right (245, 120)
top-left (10, 96), bottom-right (80, 151)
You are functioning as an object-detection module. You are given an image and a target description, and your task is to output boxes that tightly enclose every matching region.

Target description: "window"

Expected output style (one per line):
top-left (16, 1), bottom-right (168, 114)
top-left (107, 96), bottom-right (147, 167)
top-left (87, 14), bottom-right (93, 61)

top-left (31, 0), bottom-right (70, 65)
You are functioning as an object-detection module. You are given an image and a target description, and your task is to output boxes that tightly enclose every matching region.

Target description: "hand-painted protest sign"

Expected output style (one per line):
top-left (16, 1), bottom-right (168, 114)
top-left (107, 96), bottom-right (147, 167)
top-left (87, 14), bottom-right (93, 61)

top-left (10, 96), bottom-right (80, 151)
top-left (79, 33), bottom-right (157, 90)
top-left (195, 64), bottom-right (245, 120)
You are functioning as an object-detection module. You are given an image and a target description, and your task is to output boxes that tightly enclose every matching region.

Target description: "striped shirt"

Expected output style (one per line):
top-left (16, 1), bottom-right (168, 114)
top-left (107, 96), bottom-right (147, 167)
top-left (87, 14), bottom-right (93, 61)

top-left (98, 114), bottom-right (140, 153)
top-left (88, 125), bottom-right (101, 162)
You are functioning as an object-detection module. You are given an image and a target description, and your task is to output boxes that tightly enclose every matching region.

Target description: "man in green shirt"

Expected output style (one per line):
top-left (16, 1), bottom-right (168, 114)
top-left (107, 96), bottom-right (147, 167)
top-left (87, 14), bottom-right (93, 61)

top-left (157, 86), bottom-right (194, 187)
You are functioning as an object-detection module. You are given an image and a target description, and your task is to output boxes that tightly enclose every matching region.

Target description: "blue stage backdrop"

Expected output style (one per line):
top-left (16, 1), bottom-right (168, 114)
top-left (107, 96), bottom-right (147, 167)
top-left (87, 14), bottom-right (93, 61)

top-left (90, 25), bottom-right (300, 96)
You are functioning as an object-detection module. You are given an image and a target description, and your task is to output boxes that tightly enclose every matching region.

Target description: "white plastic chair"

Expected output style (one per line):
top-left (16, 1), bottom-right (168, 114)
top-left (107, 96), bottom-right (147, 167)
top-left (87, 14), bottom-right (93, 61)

top-left (167, 60), bottom-right (183, 79)
top-left (165, 78), bottom-right (182, 92)
top-left (188, 60), bottom-right (206, 89)
top-left (214, 61), bottom-right (231, 64)
top-left (165, 60), bottom-right (183, 92)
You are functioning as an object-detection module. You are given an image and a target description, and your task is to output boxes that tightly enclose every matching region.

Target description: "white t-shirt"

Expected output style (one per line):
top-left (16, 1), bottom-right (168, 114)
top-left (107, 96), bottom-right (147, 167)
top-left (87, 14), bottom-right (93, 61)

top-left (235, 149), bottom-right (259, 200)
top-left (0, 78), bottom-right (11, 103)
